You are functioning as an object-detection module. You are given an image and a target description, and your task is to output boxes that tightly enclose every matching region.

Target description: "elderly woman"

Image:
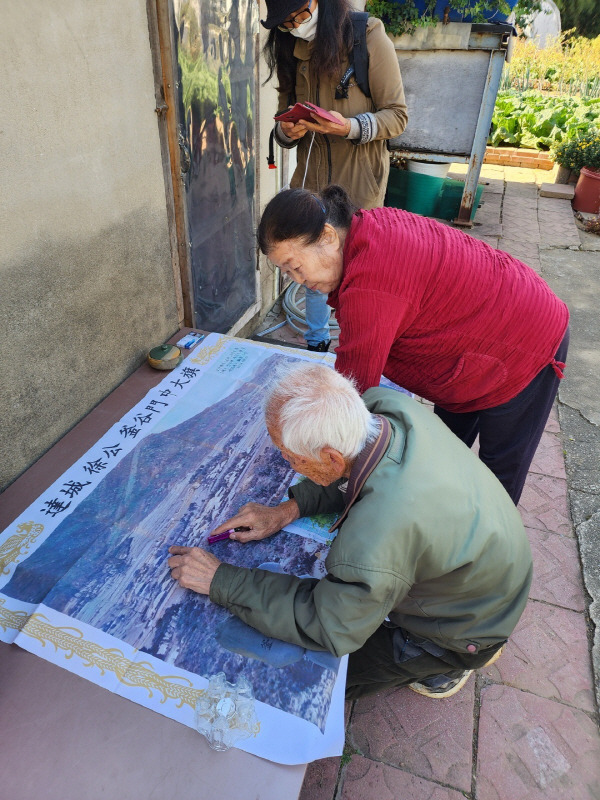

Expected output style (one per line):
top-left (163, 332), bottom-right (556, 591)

top-left (256, 185), bottom-right (570, 504)
top-left (169, 364), bottom-right (532, 700)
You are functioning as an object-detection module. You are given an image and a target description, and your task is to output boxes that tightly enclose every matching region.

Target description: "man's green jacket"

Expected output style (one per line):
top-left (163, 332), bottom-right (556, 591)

top-left (210, 389), bottom-right (532, 658)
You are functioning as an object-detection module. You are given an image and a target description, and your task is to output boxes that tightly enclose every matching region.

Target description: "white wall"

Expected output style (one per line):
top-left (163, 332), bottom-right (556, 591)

top-left (0, 1), bottom-right (179, 489)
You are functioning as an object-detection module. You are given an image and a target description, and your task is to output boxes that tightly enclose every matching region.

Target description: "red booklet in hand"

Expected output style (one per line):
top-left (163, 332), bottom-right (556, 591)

top-left (274, 102), bottom-right (342, 125)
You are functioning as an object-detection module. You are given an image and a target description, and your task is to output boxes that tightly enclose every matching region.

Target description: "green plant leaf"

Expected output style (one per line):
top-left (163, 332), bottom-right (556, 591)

top-left (489, 90), bottom-right (600, 152)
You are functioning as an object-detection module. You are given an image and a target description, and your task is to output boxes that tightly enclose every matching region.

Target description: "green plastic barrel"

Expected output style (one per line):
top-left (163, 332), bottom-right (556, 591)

top-left (385, 168), bottom-right (484, 221)
top-left (405, 170), bottom-right (445, 216)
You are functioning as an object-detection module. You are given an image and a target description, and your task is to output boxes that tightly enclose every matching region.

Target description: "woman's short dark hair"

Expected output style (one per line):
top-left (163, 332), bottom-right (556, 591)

top-left (257, 185), bottom-right (356, 254)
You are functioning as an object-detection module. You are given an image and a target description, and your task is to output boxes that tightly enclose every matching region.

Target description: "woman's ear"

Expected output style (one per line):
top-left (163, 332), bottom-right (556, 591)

top-left (321, 223), bottom-right (338, 244)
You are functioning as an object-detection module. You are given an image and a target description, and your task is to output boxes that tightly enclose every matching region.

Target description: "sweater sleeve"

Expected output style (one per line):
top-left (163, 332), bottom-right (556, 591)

top-left (334, 287), bottom-right (418, 394)
top-left (289, 478), bottom-right (346, 518)
top-left (273, 121), bottom-right (299, 150)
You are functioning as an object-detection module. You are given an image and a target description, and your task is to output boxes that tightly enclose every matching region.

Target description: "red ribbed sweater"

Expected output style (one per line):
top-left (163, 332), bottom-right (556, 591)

top-left (329, 208), bottom-right (569, 412)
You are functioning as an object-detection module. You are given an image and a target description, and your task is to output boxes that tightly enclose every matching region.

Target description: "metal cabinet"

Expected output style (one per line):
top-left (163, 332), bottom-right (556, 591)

top-left (388, 22), bottom-right (515, 225)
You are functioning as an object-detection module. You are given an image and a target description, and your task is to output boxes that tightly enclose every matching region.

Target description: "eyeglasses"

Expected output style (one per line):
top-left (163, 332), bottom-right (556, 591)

top-left (277, 0), bottom-right (313, 31)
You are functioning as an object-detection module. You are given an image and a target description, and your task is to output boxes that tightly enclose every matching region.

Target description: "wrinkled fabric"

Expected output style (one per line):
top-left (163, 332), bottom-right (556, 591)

top-left (330, 207), bottom-right (569, 412)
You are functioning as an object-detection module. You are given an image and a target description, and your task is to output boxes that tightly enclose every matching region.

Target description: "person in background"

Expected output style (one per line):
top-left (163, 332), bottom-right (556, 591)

top-left (261, 0), bottom-right (407, 351)
top-left (168, 364), bottom-right (532, 700)
top-left (256, 184), bottom-right (570, 505)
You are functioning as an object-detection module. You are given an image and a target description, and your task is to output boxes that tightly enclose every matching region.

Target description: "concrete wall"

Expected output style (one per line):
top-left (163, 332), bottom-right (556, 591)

top-left (0, 1), bottom-right (180, 490)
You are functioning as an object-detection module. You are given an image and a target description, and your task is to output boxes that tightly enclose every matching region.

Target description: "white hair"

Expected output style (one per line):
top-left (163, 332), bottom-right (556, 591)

top-left (265, 363), bottom-right (379, 460)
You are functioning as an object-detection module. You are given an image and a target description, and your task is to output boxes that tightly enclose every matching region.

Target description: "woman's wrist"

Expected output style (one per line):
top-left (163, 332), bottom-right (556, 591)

top-left (344, 118), bottom-right (360, 140)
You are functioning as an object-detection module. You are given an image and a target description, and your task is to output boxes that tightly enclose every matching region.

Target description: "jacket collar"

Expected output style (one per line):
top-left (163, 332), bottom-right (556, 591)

top-left (328, 414), bottom-right (392, 533)
top-left (293, 37), bottom-right (314, 60)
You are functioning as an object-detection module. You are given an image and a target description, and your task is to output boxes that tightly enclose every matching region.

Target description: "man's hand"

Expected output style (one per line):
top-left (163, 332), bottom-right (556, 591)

top-left (209, 499), bottom-right (300, 543)
top-left (168, 546), bottom-right (221, 595)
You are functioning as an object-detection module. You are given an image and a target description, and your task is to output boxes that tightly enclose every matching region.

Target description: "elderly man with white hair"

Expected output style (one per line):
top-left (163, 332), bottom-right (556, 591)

top-left (168, 364), bottom-right (532, 700)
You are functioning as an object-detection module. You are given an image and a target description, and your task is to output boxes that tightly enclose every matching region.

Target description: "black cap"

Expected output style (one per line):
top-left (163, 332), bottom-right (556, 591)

top-left (261, 0), bottom-right (305, 29)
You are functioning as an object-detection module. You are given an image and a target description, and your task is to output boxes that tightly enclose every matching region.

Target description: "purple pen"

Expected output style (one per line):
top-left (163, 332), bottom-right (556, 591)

top-left (207, 526), bottom-right (249, 545)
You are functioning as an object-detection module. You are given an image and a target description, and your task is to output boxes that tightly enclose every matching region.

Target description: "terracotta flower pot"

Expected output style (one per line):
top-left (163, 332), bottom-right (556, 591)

top-left (573, 167), bottom-right (600, 214)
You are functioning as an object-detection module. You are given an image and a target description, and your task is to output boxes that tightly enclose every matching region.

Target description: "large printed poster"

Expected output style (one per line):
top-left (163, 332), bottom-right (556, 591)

top-left (0, 335), bottom-right (347, 765)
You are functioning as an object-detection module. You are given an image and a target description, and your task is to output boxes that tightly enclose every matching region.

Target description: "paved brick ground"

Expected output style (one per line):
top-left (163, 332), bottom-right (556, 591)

top-left (254, 164), bottom-right (600, 799)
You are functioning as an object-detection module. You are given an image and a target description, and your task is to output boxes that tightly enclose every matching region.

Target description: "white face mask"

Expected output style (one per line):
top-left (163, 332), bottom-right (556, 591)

top-left (289, 6), bottom-right (318, 41)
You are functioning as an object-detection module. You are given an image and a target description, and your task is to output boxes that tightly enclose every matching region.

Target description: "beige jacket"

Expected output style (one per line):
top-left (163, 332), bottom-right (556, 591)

top-left (276, 17), bottom-right (407, 209)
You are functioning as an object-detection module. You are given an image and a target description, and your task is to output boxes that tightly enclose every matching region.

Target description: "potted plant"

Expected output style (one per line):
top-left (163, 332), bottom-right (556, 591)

top-left (365, 0), bottom-right (541, 37)
top-left (553, 130), bottom-right (600, 213)
top-left (553, 130), bottom-right (600, 201)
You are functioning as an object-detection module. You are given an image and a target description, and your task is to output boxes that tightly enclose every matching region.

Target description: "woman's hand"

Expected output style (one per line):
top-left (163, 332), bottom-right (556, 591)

top-left (303, 110), bottom-right (351, 138)
top-left (279, 111), bottom-right (350, 139)
top-left (168, 546), bottom-right (221, 595)
top-left (208, 499), bottom-right (300, 543)
top-left (279, 120), bottom-right (309, 140)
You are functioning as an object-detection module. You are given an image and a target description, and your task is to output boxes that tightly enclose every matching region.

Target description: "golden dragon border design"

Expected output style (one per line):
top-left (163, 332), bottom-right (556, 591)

top-left (0, 522), bottom-right (44, 575)
top-left (0, 598), bottom-right (30, 633)
top-left (2, 608), bottom-right (260, 736)
top-left (20, 612), bottom-right (204, 708)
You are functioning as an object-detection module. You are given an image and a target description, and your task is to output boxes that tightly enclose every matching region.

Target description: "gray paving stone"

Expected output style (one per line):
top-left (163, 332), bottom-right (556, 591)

top-left (559, 406), bottom-right (600, 496)
top-left (542, 249), bottom-right (600, 427)
top-left (576, 510), bottom-right (600, 690)
top-left (579, 229), bottom-right (600, 251)
top-left (480, 178), bottom-right (505, 194)
top-left (479, 191), bottom-right (503, 209)
top-left (504, 182), bottom-right (540, 199)
top-left (472, 223), bottom-right (503, 237)
top-left (539, 183), bottom-right (575, 200)
top-left (298, 757), bottom-right (340, 800)
top-left (541, 246), bottom-right (600, 711)
top-left (538, 198), bottom-right (581, 248)
top-left (569, 489), bottom-right (600, 531)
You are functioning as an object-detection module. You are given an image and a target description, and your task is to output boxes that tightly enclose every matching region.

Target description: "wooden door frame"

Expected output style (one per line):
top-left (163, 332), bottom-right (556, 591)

top-left (146, 0), bottom-right (194, 328)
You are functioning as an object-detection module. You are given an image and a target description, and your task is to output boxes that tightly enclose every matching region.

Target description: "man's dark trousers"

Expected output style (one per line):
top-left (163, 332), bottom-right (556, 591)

top-left (346, 625), bottom-right (505, 700)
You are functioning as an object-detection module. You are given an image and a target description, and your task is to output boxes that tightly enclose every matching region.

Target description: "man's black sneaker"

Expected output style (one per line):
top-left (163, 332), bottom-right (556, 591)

top-left (306, 340), bottom-right (331, 352)
top-left (408, 670), bottom-right (473, 699)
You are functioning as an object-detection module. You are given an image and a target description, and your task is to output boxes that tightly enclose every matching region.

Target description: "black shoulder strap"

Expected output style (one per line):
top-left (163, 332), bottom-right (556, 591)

top-left (350, 11), bottom-right (370, 99)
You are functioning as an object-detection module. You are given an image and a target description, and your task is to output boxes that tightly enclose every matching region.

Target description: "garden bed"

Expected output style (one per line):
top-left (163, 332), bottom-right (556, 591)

top-left (490, 91), bottom-right (600, 151)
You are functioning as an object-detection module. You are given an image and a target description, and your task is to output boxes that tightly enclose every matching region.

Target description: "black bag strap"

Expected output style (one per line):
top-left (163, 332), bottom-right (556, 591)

top-left (267, 128), bottom-right (277, 169)
top-left (350, 11), bottom-right (370, 99)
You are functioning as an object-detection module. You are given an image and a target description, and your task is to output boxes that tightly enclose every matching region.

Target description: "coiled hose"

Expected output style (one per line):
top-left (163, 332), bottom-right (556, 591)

top-left (256, 284), bottom-right (340, 341)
